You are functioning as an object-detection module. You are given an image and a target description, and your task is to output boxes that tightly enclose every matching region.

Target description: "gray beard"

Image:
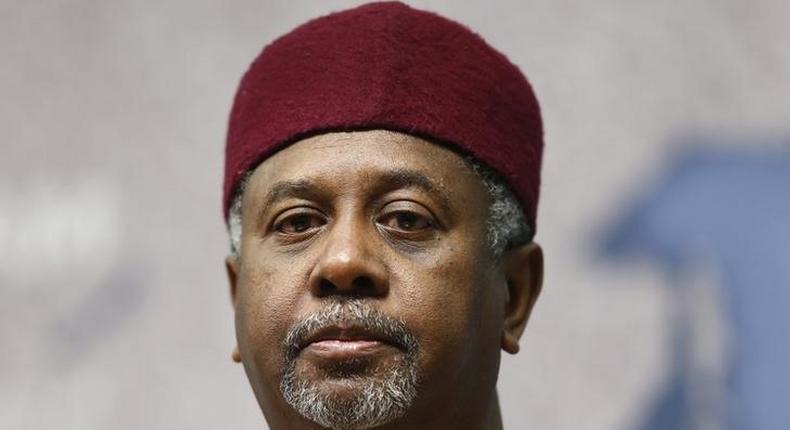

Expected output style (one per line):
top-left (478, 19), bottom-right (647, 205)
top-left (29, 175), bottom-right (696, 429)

top-left (280, 300), bottom-right (420, 430)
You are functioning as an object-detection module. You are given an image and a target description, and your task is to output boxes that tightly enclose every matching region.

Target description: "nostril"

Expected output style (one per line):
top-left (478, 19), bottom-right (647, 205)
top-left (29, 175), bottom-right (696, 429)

top-left (317, 278), bottom-right (337, 297)
top-left (316, 275), bottom-right (380, 297)
top-left (352, 275), bottom-right (376, 295)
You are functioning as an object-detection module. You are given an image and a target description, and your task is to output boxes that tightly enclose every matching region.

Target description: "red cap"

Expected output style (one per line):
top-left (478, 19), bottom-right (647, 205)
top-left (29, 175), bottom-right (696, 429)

top-left (224, 1), bottom-right (543, 232)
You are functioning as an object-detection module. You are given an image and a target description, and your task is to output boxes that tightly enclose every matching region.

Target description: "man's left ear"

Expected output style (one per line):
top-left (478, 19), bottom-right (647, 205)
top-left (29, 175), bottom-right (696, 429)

top-left (501, 242), bottom-right (543, 354)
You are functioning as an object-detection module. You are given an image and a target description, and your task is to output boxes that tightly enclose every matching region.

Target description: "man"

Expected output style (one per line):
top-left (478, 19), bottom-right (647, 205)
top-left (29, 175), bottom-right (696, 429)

top-left (223, 2), bottom-right (544, 429)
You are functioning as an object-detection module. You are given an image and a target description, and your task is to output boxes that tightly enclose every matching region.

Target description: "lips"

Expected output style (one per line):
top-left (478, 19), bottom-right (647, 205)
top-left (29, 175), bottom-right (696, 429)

top-left (298, 325), bottom-right (403, 361)
top-left (282, 301), bottom-right (419, 367)
top-left (301, 325), bottom-right (401, 349)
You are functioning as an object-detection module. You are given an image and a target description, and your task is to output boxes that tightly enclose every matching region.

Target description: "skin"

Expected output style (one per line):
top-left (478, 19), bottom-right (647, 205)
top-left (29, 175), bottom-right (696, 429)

top-left (226, 130), bottom-right (543, 430)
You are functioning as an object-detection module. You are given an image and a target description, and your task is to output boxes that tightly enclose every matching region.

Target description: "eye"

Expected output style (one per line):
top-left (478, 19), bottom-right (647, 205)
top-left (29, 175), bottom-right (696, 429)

top-left (383, 211), bottom-right (432, 231)
top-left (273, 209), bottom-right (326, 235)
top-left (377, 201), bottom-right (436, 234)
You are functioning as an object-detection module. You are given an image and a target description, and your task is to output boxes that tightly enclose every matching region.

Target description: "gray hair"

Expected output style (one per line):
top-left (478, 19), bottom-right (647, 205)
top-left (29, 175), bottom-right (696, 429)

top-left (227, 157), bottom-right (531, 259)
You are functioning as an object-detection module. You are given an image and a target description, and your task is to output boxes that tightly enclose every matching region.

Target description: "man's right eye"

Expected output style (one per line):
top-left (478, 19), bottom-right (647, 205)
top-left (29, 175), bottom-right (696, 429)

top-left (273, 210), bottom-right (325, 235)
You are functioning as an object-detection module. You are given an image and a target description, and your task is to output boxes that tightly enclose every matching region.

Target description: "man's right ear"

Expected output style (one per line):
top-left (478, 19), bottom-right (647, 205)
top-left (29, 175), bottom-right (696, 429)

top-left (226, 255), bottom-right (242, 363)
top-left (226, 255), bottom-right (239, 308)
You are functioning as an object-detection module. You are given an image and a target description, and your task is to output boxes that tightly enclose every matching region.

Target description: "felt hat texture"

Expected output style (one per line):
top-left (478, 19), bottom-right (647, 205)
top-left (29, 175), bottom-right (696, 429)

top-left (224, 1), bottom-right (543, 232)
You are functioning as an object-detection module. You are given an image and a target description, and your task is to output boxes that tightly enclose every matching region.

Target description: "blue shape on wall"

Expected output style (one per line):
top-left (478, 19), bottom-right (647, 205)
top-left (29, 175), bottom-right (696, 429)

top-left (599, 140), bottom-right (790, 430)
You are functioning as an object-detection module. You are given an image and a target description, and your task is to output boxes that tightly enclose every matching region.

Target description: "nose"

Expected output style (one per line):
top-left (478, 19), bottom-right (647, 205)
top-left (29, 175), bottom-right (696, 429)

top-left (308, 214), bottom-right (389, 298)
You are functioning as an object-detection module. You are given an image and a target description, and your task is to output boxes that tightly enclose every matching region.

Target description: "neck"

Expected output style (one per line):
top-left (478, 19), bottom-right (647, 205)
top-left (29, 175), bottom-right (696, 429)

top-left (386, 386), bottom-right (504, 430)
top-left (265, 390), bottom-right (504, 430)
top-left (482, 390), bottom-right (504, 430)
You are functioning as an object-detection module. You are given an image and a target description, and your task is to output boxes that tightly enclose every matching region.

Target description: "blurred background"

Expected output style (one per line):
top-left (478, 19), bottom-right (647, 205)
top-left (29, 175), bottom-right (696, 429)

top-left (1, 1), bottom-right (788, 429)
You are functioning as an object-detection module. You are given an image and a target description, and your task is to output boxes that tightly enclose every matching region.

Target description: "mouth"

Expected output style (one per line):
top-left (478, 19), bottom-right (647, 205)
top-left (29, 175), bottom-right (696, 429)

top-left (282, 300), bottom-right (419, 372)
top-left (298, 325), bottom-right (404, 362)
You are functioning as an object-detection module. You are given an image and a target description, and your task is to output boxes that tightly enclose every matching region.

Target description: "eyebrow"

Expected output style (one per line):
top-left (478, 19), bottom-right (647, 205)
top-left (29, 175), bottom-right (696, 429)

top-left (259, 168), bottom-right (453, 214)
top-left (261, 179), bottom-right (322, 209)
top-left (377, 168), bottom-right (439, 195)
top-left (363, 168), bottom-right (455, 217)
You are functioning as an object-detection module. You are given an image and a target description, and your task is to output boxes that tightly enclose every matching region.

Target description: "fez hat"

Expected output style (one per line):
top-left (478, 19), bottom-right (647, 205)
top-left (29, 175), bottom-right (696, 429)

top-left (224, 1), bottom-right (543, 233)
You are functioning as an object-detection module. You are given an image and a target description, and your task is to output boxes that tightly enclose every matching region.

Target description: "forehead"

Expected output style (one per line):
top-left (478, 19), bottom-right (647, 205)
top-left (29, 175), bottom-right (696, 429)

top-left (245, 130), bottom-right (487, 203)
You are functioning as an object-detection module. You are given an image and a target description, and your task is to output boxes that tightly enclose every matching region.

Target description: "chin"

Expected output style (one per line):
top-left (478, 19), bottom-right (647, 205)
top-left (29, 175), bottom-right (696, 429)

top-left (280, 354), bottom-right (419, 430)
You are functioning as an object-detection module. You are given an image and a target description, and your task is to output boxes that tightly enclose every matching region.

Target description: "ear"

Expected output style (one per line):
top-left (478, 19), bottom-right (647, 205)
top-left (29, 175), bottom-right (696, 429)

top-left (226, 255), bottom-right (239, 308)
top-left (226, 255), bottom-right (242, 363)
top-left (501, 242), bottom-right (543, 354)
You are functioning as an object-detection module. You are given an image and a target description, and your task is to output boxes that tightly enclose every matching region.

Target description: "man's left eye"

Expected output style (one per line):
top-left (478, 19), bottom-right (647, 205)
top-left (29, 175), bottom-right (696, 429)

top-left (386, 211), bottom-right (431, 231)
top-left (377, 202), bottom-right (436, 233)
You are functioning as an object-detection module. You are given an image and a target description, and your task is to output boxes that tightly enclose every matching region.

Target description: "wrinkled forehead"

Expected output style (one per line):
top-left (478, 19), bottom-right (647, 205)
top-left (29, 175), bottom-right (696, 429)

top-left (243, 130), bottom-right (486, 205)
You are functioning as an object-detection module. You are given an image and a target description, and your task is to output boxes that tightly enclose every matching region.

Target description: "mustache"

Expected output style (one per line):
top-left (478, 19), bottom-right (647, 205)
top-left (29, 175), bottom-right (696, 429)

top-left (283, 300), bottom-right (419, 362)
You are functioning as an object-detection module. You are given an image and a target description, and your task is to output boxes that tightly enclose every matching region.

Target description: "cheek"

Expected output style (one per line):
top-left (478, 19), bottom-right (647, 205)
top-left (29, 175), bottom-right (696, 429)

top-left (391, 240), bottom-right (499, 376)
top-left (235, 254), bottom-right (308, 374)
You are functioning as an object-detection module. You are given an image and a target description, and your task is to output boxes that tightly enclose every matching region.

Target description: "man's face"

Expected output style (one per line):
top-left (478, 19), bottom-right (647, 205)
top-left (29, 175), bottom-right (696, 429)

top-left (229, 130), bottom-right (530, 429)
